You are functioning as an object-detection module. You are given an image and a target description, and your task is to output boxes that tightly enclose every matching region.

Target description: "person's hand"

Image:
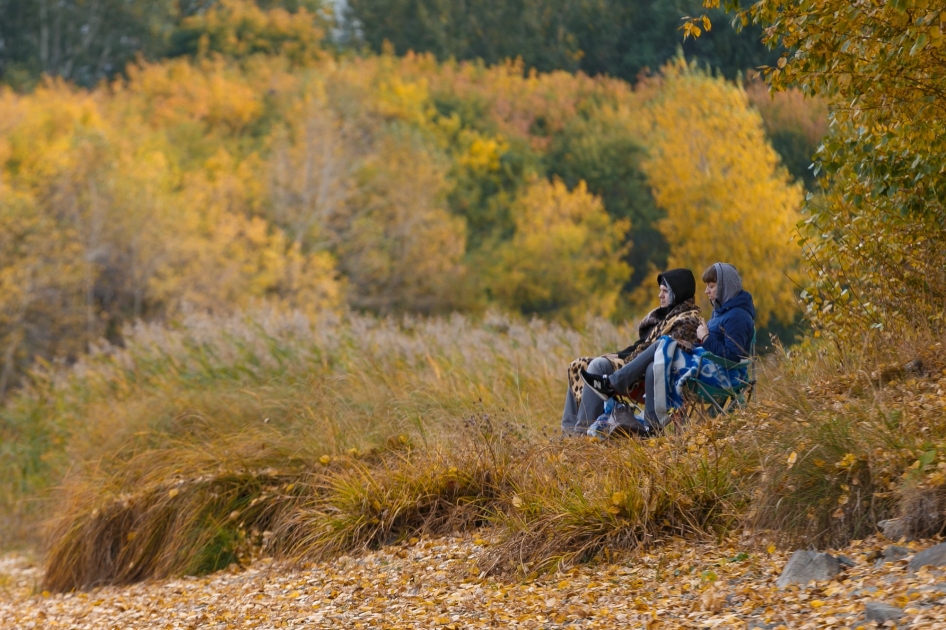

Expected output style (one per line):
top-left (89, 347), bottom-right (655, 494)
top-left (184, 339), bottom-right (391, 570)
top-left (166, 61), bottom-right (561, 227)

top-left (696, 323), bottom-right (708, 342)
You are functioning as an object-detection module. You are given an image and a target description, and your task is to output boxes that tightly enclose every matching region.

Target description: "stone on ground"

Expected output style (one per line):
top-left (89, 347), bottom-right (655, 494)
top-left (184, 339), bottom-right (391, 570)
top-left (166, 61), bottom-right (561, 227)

top-left (908, 541), bottom-right (946, 572)
top-left (863, 601), bottom-right (903, 623)
top-left (776, 550), bottom-right (840, 589)
top-left (877, 518), bottom-right (913, 542)
top-left (881, 545), bottom-right (911, 562)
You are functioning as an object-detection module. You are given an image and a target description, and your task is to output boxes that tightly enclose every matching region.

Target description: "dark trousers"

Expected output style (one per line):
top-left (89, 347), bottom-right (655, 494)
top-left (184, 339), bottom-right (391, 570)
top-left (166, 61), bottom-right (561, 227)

top-left (609, 341), bottom-right (659, 425)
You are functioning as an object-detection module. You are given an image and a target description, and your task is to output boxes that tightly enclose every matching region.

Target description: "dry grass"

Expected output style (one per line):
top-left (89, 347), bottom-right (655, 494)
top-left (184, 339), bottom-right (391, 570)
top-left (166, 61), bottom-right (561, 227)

top-left (479, 418), bottom-right (747, 575)
top-left (742, 334), bottom-right (946, 547)
top-left (5, 308), bottom-right (946, 592)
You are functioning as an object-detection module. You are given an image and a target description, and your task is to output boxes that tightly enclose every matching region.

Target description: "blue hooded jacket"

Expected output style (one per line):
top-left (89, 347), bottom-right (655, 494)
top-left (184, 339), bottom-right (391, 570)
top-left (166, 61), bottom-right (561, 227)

top-left (703, 292), bottom-right (756, 361)
top-left (702, 263), bottom-right (756, 361)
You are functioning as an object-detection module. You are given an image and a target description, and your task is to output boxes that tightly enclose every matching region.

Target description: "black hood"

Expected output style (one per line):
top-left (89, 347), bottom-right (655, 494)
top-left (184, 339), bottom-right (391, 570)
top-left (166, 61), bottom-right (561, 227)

top-left (656, 268), bottom-right (696, 306)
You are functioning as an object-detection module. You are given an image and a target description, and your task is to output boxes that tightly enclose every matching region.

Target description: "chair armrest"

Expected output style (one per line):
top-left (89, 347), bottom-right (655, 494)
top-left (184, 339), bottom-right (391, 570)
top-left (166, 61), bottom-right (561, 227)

top-left (699, 351), bottom-right (751, 370)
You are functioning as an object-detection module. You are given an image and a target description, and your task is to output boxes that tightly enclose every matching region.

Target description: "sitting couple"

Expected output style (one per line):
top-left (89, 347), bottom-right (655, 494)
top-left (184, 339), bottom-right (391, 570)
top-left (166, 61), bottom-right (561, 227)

top-left (561, 262), bottom-right (755, 436)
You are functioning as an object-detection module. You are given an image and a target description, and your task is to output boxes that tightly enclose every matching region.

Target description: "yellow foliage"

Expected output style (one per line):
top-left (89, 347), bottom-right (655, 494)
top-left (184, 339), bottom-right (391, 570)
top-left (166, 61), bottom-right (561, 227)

top-left (643, 60), bottom-right (803, 327)
top-left (0, 44), bottom-right (813, 389)
top-left (121, 58), bottom-right (264, 134)
top-left (489, 178), bottom-right (630, 324)
top-left (458, 136), bottom-right (508, 173)
top-left (150, 149), bottom-right (341, 314)
top-left (179, 0), bottom-right (325, 66)
top-left (339, 137), bottom-right (466, 314)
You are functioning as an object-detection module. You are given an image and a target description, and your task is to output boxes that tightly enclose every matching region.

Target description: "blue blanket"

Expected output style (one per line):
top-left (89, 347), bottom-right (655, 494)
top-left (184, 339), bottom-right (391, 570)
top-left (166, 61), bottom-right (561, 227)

top-left (651, 335), bottom-right (748, 428)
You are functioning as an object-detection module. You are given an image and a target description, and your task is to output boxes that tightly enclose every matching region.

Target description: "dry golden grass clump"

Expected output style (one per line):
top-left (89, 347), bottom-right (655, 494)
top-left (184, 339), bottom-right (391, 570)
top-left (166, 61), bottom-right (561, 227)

top-left (5, 308), bottom-right (946, 592)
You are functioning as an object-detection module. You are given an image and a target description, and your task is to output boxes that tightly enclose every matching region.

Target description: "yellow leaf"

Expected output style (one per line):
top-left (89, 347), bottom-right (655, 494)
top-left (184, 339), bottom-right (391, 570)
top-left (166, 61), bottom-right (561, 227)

top-left (319, 455), bottom-right (331, 465)
top-left (787, 451), bottom-right (797, 469)
top-left (611, 491), bottom-right (627, 505)
top-left (511, 495), bottom-right (523, 508)
top-left (168, 488), bottom-right (179, 498)
top-left (767, 544), bottom-right (776, 554)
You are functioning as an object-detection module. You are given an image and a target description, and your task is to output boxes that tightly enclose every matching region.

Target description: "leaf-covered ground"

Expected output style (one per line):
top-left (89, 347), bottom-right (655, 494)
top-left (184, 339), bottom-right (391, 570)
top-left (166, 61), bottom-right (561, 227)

top-left (2, 533), bottom-right (945, 629)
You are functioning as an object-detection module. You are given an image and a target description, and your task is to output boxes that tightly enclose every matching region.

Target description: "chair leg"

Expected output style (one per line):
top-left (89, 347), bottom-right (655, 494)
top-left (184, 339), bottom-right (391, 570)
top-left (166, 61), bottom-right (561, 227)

top-left (691, 382), bottom-right (726, 417)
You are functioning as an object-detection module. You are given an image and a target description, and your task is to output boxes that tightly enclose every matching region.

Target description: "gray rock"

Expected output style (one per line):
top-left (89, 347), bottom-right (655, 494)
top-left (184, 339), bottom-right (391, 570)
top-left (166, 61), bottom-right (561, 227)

top-left (853, 586), bottom-right (879, 597)
top-left (864, 602), bottom-right (903, 624)
top-left (909, 542), bottom-right (946, 572)
top-left (838, 554), bottom-right (857, 568)
top-left (883, 545), bottom-right (911, 561)
top-left (878, 518), bottom-right (914, 542)
top-left (776, 550), bottom-right (840, 589)
top-left (746, 621), bottom-right (776, 630)
top-left (904, 358), bottom-right (925, 376)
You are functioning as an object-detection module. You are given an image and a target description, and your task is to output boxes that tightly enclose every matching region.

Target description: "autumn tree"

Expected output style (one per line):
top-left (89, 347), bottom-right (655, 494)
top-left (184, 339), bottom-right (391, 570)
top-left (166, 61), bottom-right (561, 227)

top-left (270, 87), bottom-right (353, 246)
top-left (338, 135), bottom-right (467, 315)
top-left (703, 0), bottom-right (946, 335)
top-left (643, 60), bottom-right (802, 327)
top-left (168, 0), bottom-right (327, 66)
top-left (545, 103), bottom-right (664, 290)
top-left (0, 84), bottom-right (104, 391)
top-left (487, 178), bottom-right (630, 324)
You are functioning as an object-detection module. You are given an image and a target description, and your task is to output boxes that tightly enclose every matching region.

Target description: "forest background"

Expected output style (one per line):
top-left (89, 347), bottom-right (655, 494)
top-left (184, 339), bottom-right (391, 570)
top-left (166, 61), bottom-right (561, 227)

top-left (9, 0), bottom-right (946, 593)
top-left (0, 0), bottom-right (822, 397)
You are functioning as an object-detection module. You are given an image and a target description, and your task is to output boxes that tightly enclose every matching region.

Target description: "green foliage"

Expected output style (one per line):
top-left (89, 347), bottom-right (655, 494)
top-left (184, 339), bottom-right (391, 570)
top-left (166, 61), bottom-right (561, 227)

top-left (745, 80), bottom-right (829, 192)
top-left (0, 0), bottom-right (176, 88)
top-left (345, 0), bottom-right (778, 83)
top-left (545, 106), bottom-right (665, 289)
top-left (0, 0), bottom-right (331, 89)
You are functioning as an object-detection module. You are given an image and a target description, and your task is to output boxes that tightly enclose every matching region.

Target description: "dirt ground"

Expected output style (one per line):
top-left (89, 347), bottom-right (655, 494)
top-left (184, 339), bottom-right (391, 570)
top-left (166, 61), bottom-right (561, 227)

top-left (2, 533), bottom-right (945, 629)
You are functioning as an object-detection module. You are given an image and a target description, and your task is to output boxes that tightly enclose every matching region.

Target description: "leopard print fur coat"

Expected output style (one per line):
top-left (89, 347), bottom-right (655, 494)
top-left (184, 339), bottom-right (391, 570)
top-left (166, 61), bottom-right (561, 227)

top-left (567, 298), bottom-right (704, 407)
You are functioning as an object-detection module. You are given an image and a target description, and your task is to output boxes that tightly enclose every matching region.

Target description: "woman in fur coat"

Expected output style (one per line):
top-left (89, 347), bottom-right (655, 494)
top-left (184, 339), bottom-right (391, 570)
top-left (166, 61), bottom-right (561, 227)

top-left (561, 268), bottom-right (703, 435)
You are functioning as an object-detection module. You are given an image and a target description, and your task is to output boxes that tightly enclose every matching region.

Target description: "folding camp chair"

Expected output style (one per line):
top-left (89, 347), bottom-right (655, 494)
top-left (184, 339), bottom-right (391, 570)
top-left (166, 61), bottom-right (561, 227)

top-left (684, 333), bottom-right (757, 416)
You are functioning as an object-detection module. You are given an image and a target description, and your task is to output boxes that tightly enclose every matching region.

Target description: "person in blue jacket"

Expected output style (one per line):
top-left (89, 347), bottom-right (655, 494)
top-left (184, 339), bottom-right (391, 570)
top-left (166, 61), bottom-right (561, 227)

top-left (695, 262), bottom-right (755, 361)
top-left (581, 262), bottom-right (754, 432)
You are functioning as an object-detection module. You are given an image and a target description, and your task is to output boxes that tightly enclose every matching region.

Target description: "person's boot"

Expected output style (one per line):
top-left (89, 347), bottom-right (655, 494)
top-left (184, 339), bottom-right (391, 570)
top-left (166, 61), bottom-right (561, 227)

top-left (580, 369), bottom-right (617, 400)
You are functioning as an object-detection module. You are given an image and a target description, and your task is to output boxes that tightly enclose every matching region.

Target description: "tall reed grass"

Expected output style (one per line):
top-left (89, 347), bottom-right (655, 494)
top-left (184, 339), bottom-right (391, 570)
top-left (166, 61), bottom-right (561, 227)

top-left (4, 308), bottom-right (946, 591)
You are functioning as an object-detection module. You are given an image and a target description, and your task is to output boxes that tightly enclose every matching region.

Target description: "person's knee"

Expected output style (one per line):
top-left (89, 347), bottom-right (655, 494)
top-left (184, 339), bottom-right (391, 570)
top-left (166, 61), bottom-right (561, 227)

top-left (587, 357), bottom-right (613, 375)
